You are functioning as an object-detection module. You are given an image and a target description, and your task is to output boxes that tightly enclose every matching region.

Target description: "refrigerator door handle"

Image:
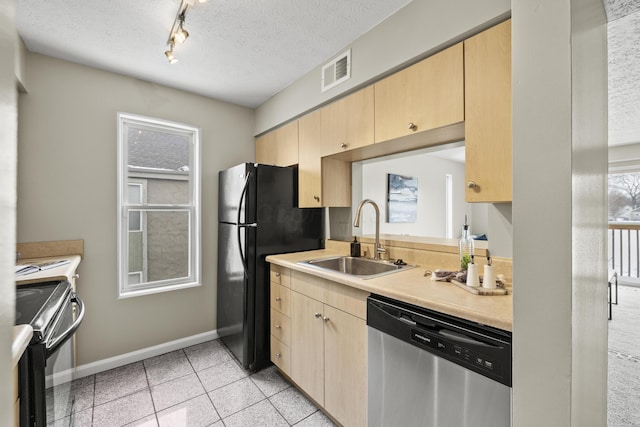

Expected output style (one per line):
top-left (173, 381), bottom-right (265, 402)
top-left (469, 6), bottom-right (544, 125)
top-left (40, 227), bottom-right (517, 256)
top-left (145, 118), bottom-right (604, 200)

top-left (237, 170), bottom-right (256, 277)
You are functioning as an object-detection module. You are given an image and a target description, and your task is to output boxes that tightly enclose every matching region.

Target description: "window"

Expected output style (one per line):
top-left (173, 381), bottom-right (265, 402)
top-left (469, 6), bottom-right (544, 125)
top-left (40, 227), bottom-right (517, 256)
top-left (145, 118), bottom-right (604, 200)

top-left (117, 113), bottom-right (201, 297)
top-left (609, 171), bottom-right (640, 222)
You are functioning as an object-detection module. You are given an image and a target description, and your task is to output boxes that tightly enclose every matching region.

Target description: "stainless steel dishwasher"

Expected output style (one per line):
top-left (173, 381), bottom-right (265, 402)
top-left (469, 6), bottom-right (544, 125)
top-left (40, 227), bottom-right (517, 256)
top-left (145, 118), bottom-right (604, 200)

top-left (367, 294), bottom-right (512, 427)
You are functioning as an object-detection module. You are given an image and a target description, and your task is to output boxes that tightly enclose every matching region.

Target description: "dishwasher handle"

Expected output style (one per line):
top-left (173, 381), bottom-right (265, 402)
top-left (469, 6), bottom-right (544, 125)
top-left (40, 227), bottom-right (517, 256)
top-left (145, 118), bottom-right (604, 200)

top-left (370, 299), bottom-right (439, 330)
top-left (438, 328), bottom-right (503, 349)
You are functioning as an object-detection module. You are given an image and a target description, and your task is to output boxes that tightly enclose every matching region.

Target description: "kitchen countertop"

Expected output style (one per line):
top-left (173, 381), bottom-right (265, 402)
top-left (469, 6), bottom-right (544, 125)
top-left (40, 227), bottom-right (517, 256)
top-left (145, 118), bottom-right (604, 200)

top-left (12, 325), bottom-right (33, 366)
top-left (266, 249), bottom-right (512, 332)
top-left (16, 254), bottom-right (82, 286)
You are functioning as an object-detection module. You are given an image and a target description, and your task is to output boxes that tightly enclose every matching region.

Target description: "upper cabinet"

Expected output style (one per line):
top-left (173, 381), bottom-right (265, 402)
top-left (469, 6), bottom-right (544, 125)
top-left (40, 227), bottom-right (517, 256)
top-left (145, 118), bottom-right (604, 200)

top-left (298, 110), bottom-right (351, 208)
top-left (464, 19), bottom-right (512, 203)
top-left (374, 43), bottom-right (465, 143)
top-left (255, 121), bottom-right (299, 167)
top-left (321, 86), bottom-right (374, 156)
top-left (298, 111), bottom-right (323, 208)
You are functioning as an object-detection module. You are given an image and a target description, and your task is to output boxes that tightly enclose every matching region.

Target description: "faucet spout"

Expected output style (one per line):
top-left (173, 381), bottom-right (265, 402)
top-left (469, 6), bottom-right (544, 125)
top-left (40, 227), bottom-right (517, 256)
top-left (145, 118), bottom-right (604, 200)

top-left (353, 199), bottom-right (384, 260)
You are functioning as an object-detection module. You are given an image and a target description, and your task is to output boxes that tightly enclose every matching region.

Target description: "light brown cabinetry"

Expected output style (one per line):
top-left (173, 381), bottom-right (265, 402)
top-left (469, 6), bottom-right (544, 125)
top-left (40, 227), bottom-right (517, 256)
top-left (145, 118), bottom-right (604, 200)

top-left (321, 86), bottom-right (374, 156)
top-left (374, 43), bottom-right (464, 143)
top-left (298, 111), bottom-right (351, 208)
top-left (464, 19), bottom-right (512, 203)
top-left (298, 111), bottom-right (323, 207)
top-left (269, 265), bottom-right (291, 374)
top-left (255, 121), bottom-right (299, 167)
top-left (289, 270), bottom-right (368, 427)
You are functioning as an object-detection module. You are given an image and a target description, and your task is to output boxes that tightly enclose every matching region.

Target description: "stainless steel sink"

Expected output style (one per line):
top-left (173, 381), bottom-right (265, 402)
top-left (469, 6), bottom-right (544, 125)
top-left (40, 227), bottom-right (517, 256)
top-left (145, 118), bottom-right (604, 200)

top-left (300, 256), bottom-right (414, 279)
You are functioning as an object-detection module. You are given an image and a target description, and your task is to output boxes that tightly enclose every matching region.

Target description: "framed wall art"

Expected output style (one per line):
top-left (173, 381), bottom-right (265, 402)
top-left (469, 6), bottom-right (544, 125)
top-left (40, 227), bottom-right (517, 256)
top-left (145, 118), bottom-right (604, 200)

top-left (387, 173), bottom-right (417, 223)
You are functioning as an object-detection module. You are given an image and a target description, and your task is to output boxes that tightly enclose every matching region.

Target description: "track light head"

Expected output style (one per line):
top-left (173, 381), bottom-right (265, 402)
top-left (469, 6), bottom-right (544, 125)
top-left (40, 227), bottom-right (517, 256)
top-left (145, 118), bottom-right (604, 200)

top-left (165, 43), bottom-right (178, 64)
top-left (175, 25), bottom-right (189, 43)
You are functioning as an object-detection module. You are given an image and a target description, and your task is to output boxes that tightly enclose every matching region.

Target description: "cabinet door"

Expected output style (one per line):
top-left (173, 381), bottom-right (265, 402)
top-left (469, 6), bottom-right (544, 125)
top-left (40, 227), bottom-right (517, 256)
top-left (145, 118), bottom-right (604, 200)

top-left (290, 291), bottom-right (325, 405)
top-left (374, 43), bottom-right (464, 143)
top-left (255, 121), bottom-right (299, 167)
top-left (464, 19), bottom-right (512, 202)
top-left (323, 305), bottom-right (367, 427)
top-left (298, 111), bottom-right (323, 207)
top-left (321, 86), bottom-right (374, 156)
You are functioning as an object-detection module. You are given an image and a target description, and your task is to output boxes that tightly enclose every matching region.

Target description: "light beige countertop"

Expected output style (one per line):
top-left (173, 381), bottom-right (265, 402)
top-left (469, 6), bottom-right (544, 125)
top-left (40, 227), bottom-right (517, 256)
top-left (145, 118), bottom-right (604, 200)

top-left (12, 325), bottom-right (33, 366)
top-left (16, 254), bottom-right (81, 286)
top-left (266, 249), bottom-right (513, 332)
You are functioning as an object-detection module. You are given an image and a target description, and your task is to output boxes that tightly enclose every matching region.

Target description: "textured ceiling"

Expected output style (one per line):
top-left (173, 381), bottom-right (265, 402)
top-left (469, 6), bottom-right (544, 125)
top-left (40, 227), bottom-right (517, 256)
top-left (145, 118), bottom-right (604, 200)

top-left (607, 2), bottom-right (640, 146)
top-left (603, 0), bottom-right (640, 22)
top-left (16, 0), bottom-right (411, 108)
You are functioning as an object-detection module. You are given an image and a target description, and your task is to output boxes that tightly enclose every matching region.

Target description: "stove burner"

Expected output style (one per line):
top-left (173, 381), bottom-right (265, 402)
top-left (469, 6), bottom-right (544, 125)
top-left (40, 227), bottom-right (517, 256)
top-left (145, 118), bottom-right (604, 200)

top-left (17, 288), bottom-right (44, 299)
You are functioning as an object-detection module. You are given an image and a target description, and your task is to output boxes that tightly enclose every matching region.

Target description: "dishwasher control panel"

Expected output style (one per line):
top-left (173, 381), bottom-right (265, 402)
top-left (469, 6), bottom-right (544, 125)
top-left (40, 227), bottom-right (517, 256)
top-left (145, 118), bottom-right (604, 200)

top-left (368, 294), bottom-right (512, 387)
top-left (410, 329), bottom-right (504, 380)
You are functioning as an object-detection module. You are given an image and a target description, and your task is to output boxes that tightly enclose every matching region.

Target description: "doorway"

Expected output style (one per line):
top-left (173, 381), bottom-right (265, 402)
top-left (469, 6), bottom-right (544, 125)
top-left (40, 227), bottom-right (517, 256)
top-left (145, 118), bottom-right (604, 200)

top-left (606, 1), bottom-right (640, 424)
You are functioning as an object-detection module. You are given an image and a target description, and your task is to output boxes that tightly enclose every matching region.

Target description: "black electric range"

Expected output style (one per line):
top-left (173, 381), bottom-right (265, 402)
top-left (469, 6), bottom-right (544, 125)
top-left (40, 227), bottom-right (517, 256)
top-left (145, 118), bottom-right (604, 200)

top-left (16, 280), bottom-right (85, 426)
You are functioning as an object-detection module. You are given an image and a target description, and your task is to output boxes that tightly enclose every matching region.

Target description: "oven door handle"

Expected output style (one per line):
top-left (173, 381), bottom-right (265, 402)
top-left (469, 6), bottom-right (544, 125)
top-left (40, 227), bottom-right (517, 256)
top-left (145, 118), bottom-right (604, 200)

top-left (46, 293), bottom-right (85, 358)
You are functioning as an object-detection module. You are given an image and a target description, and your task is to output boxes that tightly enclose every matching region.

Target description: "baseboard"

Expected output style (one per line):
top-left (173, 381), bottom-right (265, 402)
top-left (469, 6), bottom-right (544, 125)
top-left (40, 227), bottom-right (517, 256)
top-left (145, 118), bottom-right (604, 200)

top-left (53, 330), bottom-right (220, 384)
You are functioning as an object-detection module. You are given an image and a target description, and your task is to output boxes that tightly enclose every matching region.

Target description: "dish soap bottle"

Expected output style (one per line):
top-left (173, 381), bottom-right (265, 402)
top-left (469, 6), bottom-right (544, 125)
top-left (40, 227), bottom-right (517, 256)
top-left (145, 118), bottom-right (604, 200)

top-left (351, 236), bottom-right (361, 257)
top-left (459, 216), bottom-right (474, 270)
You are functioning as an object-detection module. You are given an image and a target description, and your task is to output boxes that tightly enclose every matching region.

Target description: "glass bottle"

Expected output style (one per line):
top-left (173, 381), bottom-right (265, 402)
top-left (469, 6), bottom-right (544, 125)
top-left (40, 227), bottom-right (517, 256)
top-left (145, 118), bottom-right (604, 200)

top-left (459, 219), bottom-right (474, 270)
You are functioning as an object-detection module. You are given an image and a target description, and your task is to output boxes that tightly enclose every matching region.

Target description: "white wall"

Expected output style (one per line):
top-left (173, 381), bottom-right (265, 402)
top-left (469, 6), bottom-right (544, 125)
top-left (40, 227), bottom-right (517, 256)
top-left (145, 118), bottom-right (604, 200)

top-left (17, 53), bottom-right (255, 365)
top-left (354, 149), bottom-right (472, 238)
top-left (0, 1), bottom-right (18, 423)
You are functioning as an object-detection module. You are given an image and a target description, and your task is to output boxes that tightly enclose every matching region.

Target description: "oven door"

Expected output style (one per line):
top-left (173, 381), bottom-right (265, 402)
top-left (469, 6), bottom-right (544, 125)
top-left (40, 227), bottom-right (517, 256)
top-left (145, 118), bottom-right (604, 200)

top-left (24, 292), bottom-right (85, 426)
top-left (45, 293), bottom-right (85, 424)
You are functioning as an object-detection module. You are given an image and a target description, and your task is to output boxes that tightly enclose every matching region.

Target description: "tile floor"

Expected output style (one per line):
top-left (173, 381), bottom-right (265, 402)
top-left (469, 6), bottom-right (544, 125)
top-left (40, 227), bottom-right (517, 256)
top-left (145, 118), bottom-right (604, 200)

top-left (46, 339), bottom-right (337, 427)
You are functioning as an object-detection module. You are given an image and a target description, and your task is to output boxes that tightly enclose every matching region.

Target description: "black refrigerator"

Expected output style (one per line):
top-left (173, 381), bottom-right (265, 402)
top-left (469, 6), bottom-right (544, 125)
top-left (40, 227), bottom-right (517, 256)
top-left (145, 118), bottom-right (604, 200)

top-left (217, 163), bottom-right (324, 371)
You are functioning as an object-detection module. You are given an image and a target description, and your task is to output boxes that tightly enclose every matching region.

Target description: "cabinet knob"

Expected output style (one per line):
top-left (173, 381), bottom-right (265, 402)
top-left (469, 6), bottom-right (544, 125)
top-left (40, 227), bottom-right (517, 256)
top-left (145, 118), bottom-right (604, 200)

top-left (275, 324), bottom-right (282, 330)
top-left (275, 272), bottom-right (280, 277)
top-left (275, 296), bottom-right (282, 302)
top-left (408, 122), bottom-right (417, 131)
top-left (340, 143), bottom-right (347, 150)
top-left (323, 316), bottom-right (330, 323)
top-left (275, 353), bottom-right (281, 359)
top-left (313, 195), bottom-right (320, 202)
top-left (467, 181), bottom-right (477, 189)
top-left (314, 312), bottom-right (322, 318)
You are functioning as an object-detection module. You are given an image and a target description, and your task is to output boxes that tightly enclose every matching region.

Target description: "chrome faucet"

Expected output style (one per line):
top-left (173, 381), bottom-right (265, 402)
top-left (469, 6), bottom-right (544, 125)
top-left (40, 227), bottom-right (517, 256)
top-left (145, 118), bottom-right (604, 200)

top-left (353, 199), bottom-right (385, 260)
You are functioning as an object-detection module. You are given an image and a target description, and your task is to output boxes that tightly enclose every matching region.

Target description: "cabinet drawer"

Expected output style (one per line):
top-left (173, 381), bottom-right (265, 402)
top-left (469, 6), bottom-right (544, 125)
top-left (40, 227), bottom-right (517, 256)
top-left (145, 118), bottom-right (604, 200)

top-left (271, 336), bottom-right (291, 375)
top-left (270, 308), bottom-right (291, 346)
top-left (270, 282), bottom-right (291, 316)
top-left (270, 265), bottom-right (291, 288)
top-left (291, 270), bottom-right (368, 319)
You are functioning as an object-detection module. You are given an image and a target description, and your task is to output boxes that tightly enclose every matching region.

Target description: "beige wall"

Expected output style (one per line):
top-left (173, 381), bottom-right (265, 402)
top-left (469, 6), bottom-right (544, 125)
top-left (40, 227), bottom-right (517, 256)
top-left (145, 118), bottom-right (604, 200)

top-left (1, 1), bottom-right (18, 423)
top-left (17, 53), bottom-right (255, 365)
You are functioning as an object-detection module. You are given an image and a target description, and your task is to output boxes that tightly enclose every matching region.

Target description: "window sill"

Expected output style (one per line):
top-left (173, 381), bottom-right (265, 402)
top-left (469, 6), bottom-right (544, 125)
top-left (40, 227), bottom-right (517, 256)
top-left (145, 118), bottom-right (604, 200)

top-left (118, 280), bottom-right (201, 299)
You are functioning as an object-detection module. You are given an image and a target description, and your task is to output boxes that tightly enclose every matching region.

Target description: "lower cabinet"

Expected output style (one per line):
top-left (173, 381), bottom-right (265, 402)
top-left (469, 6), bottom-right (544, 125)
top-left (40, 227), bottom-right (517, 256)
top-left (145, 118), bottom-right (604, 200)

top-left (270, 265), bottom-right (291, 374)
top-left (280, 269), bottom-right (368, 427)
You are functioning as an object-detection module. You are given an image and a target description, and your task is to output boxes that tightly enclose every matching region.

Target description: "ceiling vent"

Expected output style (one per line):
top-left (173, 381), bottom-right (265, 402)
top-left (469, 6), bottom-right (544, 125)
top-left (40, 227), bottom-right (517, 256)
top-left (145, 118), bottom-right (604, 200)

top-left (321, 49), bottom-right (351, 92)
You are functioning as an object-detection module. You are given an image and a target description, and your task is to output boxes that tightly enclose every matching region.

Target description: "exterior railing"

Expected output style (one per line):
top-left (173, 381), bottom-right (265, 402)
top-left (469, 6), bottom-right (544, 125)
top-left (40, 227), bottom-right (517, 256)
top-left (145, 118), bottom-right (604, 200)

top-left (609, 222), bottom-right (640, 277)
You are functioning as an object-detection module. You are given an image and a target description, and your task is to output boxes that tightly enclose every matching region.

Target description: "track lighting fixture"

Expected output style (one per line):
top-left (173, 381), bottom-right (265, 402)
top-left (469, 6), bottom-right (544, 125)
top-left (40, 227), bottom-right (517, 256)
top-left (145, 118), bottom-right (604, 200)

top-left (164, 0), bottom-right (206, 64)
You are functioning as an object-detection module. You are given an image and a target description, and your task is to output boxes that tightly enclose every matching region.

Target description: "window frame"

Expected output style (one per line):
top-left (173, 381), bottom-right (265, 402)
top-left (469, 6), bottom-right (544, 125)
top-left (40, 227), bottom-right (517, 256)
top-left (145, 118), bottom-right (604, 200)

top-left (117, 112), bottom-right (201, 298)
